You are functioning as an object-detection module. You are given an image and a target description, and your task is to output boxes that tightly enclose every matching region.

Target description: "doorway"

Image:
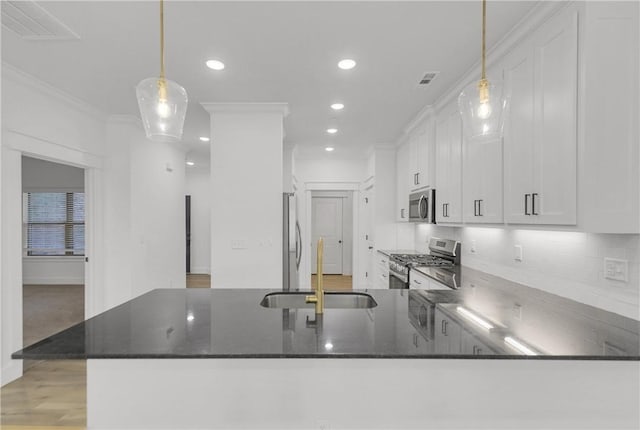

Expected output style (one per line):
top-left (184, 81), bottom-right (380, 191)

top-left (310, 191), bottom-right (353, 290)
top-left (21, 156), bottom-right (86, 364)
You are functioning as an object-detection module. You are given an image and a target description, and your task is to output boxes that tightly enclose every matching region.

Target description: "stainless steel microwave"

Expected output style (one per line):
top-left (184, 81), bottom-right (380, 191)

top-left (409, 189), bottom-right (436, 223)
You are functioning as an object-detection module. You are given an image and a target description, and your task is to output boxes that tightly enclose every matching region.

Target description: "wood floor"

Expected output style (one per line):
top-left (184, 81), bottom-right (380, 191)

top-left (1, 274), bottom-right (350, 428)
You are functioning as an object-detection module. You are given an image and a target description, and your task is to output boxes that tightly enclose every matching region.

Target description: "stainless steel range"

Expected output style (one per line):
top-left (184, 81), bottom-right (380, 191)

top-left (388, 238), bottom-right (460, 289)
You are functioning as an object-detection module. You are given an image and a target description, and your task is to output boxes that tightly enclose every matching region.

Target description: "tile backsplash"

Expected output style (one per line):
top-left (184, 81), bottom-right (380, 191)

top-left (415, 224), bottom-right (640, 320)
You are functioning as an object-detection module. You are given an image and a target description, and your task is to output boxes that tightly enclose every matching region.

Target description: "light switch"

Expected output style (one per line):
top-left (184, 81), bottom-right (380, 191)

top-left (604, 258), bottom-right (628, 282)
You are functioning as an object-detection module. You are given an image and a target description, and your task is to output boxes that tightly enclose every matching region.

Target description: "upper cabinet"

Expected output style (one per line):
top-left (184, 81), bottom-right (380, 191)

top-left (408, 122), bottom-right (432, 191)
top-left (504, 9), bottom-right (578, 225)
top-left (435, 104), bottom-right (463, 223)
top-left (580, 2), bottom-right (639, 233)
top-left (396, 141), bottom-right (410, 222)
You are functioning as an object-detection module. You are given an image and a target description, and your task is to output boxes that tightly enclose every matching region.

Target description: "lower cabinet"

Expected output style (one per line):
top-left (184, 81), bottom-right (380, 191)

top-left (434, 308), bottom-right (463, 354)
top-left (374, 253), bottom-right (389, 289)
top-left (461, 330), bottom-right (499, 356)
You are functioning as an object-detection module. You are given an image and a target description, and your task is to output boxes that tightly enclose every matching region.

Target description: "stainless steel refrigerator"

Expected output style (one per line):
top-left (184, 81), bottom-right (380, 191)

top-left (283, 192), bottom-right (301, 291)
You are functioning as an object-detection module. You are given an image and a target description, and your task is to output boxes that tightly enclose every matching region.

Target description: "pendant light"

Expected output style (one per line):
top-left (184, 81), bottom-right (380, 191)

top-left (136, 0), bottom-right (188, 142)
top-left (458, 0), bottom-right (508, 142)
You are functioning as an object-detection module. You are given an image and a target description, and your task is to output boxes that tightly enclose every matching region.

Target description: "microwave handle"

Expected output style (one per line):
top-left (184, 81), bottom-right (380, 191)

top-left (418, 195), bottom-right (426, 219)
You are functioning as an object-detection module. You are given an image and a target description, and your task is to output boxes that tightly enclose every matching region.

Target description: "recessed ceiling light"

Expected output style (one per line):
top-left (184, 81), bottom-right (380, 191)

top-left (326, 128), bottom-right (338, 134)
top-left (186, 161), bottom-right (195, 166)
top-left (325, 147), bottom-right (335, 152)
top-left (331, 103), bottom-right (344, 110)
top-left (338, 59), bottom-right (356, 70)
top-left (205, 59), bottom-right (225, 70)
top-left (199, 136), bottom-right (210, 142)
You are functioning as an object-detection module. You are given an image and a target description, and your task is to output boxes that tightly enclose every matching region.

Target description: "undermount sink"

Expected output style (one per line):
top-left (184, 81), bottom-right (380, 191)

top-left (260, 291), bottom-right (377, 309)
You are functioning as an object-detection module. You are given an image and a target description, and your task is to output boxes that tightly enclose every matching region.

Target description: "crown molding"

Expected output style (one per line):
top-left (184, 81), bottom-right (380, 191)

top-left (200, 102), bottom-right (290, 117)
top-left (2, 62), bottom-right (107, 122)
top-left (107, 114), bottom-right (142, 128)
top-left (403, 104), bottom-right (434, 136)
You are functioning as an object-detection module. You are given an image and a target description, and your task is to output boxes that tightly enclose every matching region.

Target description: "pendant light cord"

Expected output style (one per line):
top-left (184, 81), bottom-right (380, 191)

top-left (160, 0), bottom-right (165, 81)
top-left (481, 0), bottom-right (486, 81)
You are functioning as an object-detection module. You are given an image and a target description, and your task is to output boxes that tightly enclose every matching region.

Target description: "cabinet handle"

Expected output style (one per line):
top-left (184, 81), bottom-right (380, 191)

top-left (525, 194), bottom-right (531, 215)
top-left (381, 273), bottom-right (387, 278)
top-left (401, 208), bottom-right (405, 218)
top-left (442, 320), bottom-right (448, 335)
top-left (416, 173), bottom-right (420, 185)
top-left (413, 333), bottom-right (419, 347)
top-left (532, 193), bottom-right (539, 215)
top-left (414, 279), bottom-right (422, 285)
top-left (477, 200), bottom-right (483, 217)
top-left (442, 204), bottom-right (446, 218)
top-left (446, 203), bottom-right (449, 218)
top-left (473, 200), bottom-right (478, 216)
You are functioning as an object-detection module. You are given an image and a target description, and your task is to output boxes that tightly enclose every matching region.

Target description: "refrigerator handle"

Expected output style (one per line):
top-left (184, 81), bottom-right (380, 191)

top-left (295, 221), bottom-right (302, 269)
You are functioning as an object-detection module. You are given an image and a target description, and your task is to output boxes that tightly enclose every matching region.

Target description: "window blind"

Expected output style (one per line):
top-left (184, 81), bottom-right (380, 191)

top-left (25, 192), bottom-right (85, 256)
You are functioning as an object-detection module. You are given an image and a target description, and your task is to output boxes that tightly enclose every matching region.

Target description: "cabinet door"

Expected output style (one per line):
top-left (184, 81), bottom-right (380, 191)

top-left (409, 133), bottom-right (419, 189)
top-left (396, 142), bottom-right (410, 222)
top-left (504, 42), bottom-right (536, 224)
top-left (434, 309), bottom-right (462, 354)
top-left (533, 10), bottom-right (578, 225)
top-left (447, 111), bottom-right (463, 223)
top-left (416, 128), bottom-right (429, 188)
top-left (463, 137), bottom-right (503, 224)
top-left (461, 330), bottom-right (497, 356)
top-left (435, 115), bottom-right (450, 224)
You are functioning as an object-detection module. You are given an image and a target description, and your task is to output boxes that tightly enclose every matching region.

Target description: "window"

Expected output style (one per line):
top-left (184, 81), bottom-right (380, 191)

top-left (25, 192), bottom-right (85, 256)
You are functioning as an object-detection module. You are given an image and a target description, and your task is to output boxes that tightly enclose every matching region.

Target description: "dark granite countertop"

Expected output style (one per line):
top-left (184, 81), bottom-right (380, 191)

top-left (13, 279), bottom-right (640, 360)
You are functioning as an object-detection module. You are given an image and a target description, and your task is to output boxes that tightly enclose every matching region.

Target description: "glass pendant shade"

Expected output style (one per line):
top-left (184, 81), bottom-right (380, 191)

top-left (458, 78), bottom-right (508, 143)
top-left (136, 77), bottom-right (188, 142)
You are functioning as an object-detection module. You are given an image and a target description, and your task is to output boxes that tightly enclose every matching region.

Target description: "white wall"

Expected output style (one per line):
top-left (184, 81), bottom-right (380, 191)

top-left (22, 157), bottom-right (85, 285)
top-left (295, 155), bottom-right (367, 184)
top-left (185, 153), bottom-right (211, 275)
top-left (415, 224), bottom-right (640, 320)
top-left (2, 67), bottom-right (188, 385)
top-left (104, 117), bottom-right (187, 304)
top-left (1, 66), bottom-right (107, 385)
top-left (205, 105), bottom-right (285, 289)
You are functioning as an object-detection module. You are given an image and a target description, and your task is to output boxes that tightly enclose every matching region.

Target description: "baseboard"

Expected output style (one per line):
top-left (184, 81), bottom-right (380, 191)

top-left (189, 267), bottom-right (210, 275)
top-left (22, 276), bottom-right (84, 285)
top-left (1, 360), bottom-right (23, 386)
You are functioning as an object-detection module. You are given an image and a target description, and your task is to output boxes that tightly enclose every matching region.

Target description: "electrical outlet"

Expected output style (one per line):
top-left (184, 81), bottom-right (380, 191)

top-left (514, 245), bottom-right (523, 262)
top-left (470, 240), bottom-right (477, 254)
top-left (231, 239), bottom-right (247, 249)
top-left (513, 304), bottom-right (522, 320)
top-left (604, 258), bottom-right (628, 282)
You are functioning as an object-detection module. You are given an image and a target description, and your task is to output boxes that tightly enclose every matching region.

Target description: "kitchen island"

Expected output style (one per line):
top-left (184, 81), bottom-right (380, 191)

top-left (13, 284), bottom-right (640, 429)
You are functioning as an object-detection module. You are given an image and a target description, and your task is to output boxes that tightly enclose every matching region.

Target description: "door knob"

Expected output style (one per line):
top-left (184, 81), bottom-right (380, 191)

top-left (338, 240), bottom-right (342, 244)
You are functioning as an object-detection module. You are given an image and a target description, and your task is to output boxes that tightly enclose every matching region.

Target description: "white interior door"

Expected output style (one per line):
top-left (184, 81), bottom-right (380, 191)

top-left (311, 197), bottom-right (343, 275)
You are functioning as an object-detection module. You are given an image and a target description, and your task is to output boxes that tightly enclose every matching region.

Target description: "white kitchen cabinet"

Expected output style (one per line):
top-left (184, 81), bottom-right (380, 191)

top-left (462, 136), bottom-right (504, 224)
top-left (374, 252), bottom-right (389, 289)
top-left (409, 270), bottom-right (430, 290)
top-left (461, 330), bottom-right (500, 356)
top-left (395, 141), bottom-right (410, 222)
top-left (435, 104), bottom-right (463, 224)
top-left (408, 125), bottom-right (431, 191)
top-left (581, 2), bottom-right (639, 233)
top-left (504, 9), bottom-right (578, 225)
top-left (434, 308), bottom-right (462, 354)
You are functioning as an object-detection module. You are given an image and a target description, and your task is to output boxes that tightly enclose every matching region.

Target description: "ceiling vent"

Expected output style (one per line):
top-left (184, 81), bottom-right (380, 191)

top-left (1, 1), bottom-right (79, 40)
top-left (418, 72), bottom-right (439, 86)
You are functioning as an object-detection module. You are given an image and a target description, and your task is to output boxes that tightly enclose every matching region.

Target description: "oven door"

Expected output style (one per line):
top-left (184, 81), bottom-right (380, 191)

top-left (389, 271), bottom-right (408, 289)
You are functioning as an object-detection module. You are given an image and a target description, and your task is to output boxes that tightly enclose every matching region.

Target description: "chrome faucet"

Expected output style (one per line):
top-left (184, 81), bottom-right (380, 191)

top-left (306, 238), bottom-right (325, 314)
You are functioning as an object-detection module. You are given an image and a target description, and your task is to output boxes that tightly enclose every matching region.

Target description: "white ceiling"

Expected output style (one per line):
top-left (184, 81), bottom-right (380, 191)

top-left (1, 1), bottom-right (538, 157)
